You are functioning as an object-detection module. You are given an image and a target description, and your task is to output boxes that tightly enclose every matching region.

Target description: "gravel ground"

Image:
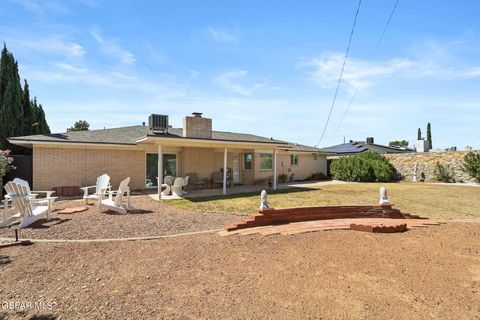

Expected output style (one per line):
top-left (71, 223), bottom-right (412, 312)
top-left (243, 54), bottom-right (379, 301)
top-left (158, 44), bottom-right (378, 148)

top-left (0, 196), bottom-right (238, 240)
top-left (0, 222), bottom-right (479, 319)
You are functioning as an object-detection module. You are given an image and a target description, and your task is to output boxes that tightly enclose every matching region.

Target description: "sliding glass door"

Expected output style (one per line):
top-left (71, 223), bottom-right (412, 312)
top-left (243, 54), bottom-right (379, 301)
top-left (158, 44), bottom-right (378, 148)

top-left (145, 153), bottom-right (177, 188)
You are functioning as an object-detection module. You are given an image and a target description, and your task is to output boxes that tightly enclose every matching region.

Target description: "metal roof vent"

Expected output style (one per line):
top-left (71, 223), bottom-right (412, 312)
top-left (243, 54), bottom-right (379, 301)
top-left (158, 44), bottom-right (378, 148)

top-left (148, 114), bottom-right (169, 134)
top-left (366, 137), bottom-right (374, 144)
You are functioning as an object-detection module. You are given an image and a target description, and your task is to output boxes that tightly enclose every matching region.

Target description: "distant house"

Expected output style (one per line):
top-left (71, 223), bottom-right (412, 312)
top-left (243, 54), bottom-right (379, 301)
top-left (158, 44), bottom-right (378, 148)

top-left (322, 137), bottom-right (413, 176)
top-left (8, 113), bottom-right (329, 196)
top-left (323, 137), bottom-right (414, 156)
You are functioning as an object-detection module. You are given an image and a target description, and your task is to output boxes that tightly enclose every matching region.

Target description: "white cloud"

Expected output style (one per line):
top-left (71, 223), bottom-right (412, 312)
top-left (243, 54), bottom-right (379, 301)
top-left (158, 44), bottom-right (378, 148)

top-left (204, 26), bottom-right (240, 44)
top-left (214, 69), bottom-right (268, 95)
top-left (9, 35), bottom-right (86, 58)
top-left (91, 29), bottom-right (136, 64)
top-left (10, 0), bottom-right (69, 15)
top-left (301, 40), bottom-right (480, 93)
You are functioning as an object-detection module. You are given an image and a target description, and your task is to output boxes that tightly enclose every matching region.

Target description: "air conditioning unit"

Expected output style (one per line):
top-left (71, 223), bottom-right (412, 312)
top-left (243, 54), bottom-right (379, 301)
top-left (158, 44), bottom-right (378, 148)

top-left (148, 114), bottom-right (169, 133)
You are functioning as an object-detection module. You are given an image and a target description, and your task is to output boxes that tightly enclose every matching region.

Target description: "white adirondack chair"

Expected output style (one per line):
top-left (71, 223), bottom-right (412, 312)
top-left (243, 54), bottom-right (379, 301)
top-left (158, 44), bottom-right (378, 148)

top-left (3, 180), bottom-right (50, 228)
top-left (98, 177), bottom-right (130, 214)
top-left (9, 178), bottom-right (57, 212)
top-left (171, 177), bottom-right (186, 197)
top-left (81, 174), bottom-right (111, 205)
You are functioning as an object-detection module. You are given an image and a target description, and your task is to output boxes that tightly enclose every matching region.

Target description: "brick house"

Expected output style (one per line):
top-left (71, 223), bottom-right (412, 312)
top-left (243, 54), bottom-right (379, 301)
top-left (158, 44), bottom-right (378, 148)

top-left (8, 113), bottom-right (328, 197)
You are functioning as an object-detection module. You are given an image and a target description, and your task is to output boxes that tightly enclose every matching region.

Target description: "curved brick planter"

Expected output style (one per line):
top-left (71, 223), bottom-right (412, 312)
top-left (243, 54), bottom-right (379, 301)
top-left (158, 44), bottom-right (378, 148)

top-left (226, 204), bottom-right (426, 232)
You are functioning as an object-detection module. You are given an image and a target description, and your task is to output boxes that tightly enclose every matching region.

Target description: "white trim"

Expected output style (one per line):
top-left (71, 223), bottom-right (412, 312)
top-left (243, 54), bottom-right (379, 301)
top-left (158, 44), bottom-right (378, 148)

top-left (157, 145), bottom-right (162, 200)
top-left (8, 140), bottom-right (138, 149)
top-left (136, 136), bottom-right (287, 148)
top-left (223, 148), bottom-right (227, 195)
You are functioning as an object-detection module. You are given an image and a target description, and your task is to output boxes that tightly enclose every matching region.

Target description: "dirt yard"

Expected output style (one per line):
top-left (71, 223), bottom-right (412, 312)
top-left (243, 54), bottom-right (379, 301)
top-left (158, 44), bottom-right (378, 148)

top-left (1, 222), bottom-right (479, 319)
top-left (0, 196), bottom-right (237, 240)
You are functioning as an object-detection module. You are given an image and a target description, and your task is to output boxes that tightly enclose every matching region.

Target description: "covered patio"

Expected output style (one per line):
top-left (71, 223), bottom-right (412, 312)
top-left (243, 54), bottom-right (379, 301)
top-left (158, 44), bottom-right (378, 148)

top-left (147, 180), bottom-right (344, 200)
top-left (137, 136), bottom-right (282, 200)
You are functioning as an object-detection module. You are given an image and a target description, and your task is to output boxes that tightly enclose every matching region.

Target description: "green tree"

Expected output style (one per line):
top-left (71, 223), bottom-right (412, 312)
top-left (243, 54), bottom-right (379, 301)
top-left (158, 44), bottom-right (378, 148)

top-left (22, 79), bottom-right (34, 135)
top-left (0, 44), bottom-right (50, 150)
top-left (462, 152), bottom-right (480, 183)
top-left (67, 120), bottom-right (90, 132)
top-left (389, 140), bottom-right (409, 147)
top-left (0, 44), bottom-right (23, 148)
top-left (427, 122), bottom-right (432, 149)
top-left (417, 128), bottom-right (422, 140)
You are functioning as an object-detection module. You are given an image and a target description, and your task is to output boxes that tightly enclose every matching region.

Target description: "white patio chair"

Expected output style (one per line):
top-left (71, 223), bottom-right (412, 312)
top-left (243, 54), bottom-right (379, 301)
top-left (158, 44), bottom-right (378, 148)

top-left (3, 180), bottom-right (50, 228)
top-left (171, 177), bottom-right (186, 197)
top-left (97, 177), bottom-right (130, 214)
top-left (8, 178), bottom-right (57, 212)
top-left (182, 176), bottom-right (190, 194)
top-left (81, 174), bottom-right (111, 205)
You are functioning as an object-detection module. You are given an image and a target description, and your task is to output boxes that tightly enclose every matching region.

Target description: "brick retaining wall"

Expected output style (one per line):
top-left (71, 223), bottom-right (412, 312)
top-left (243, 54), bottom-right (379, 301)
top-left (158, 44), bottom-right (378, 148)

top-left (226, 204), bottom-right (424, 231)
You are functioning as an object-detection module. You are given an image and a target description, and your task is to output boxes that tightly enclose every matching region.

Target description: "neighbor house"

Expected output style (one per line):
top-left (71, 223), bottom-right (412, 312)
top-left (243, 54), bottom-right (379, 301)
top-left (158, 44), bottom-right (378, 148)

top-left (322, 137), bottom-right (414, 176)
top-left (8, 113), bottom-right (328, 197)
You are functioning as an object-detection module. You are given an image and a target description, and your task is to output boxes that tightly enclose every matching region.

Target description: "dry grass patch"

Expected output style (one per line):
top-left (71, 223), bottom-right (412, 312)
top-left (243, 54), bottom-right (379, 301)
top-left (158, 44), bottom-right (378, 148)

top-left (167, 183), bottom-right (480, 220)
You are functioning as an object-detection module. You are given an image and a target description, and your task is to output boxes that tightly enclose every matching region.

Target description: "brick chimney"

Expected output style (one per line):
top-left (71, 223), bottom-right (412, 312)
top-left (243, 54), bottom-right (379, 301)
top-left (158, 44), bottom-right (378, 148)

top-left (183, 113), bottom-right (212, 139)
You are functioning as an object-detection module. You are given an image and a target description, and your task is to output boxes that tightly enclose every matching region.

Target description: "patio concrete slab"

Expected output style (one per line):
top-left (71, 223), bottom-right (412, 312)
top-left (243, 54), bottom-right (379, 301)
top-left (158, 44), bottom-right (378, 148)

top-left (148, 180), bottom-right (347, 200)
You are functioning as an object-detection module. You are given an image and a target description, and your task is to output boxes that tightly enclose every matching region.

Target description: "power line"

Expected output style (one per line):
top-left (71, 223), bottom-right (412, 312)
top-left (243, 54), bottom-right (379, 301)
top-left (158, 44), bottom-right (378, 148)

top-left (331, 0), bottom-right (400, 142)
top-left (316, 0), bottom-right (362, 147)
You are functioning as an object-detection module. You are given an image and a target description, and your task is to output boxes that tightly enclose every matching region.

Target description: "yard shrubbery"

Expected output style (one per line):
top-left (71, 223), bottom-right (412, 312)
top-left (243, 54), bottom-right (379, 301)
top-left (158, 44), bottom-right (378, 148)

top-left (330, 151), bottom-right (398, 182)
top-left (463, 151), bottom-right (480, 183)
top-left (433, 162), bottom-right (455, 183)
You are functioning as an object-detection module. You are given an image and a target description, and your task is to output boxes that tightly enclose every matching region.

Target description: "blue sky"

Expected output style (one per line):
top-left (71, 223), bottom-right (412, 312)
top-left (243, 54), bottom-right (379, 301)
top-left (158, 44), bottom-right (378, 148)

top-left (2, 0), bottom-right (479, 149)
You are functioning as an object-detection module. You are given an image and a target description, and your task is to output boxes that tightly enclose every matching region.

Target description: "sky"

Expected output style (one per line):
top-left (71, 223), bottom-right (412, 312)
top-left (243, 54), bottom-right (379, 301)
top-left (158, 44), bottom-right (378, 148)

top-left (1, 0), bottom-right (479, 149)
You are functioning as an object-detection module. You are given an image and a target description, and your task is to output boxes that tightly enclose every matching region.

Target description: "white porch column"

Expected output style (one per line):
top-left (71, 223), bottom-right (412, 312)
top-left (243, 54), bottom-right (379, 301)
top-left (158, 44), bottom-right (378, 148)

top-left (273, 148), bottom-right (277, 190)
top-left (157, 144), bottom-right (163, 200)
top-left (223, 147), bottom-right (228, 195)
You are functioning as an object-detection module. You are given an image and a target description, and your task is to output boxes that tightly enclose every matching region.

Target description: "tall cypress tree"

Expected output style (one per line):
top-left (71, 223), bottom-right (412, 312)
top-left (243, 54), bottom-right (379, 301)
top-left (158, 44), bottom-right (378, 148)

top-left (426, 122), bottom-right (432, 149)
top-left (37, 104), bottom-right (50, 134)
top-left (22, 80), bottom-right (34, 135)
top-left (417, 128), bottom-right (422, 140)
top-left (0, 44), bottom-right (51, 150)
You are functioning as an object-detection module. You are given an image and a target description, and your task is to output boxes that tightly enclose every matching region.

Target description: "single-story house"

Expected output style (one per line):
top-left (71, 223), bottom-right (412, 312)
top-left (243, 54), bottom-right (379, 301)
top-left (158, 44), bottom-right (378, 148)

top-left (8, 113), bottom-right (329, 197)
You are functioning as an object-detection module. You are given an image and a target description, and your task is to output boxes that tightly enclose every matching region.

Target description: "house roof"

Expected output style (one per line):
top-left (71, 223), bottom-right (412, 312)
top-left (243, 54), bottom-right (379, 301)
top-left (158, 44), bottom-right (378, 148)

top-left (322, 141), bottom-right (414, 155)
top-left (9, 125), bottom-right (325, 152)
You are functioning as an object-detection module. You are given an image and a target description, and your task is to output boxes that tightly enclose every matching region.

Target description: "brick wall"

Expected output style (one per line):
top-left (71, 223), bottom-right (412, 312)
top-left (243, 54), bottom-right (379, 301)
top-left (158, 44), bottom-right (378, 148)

top-left (385, 151), bottom-right (479, 182)
top-left (182, 116), bottom-right (212, 139)
top-left (180, 147), bottom-right (234, 183)
top-left (254, 152), bottom-right (327, 182)
top-left (33, 146), bottom-right (145, 191)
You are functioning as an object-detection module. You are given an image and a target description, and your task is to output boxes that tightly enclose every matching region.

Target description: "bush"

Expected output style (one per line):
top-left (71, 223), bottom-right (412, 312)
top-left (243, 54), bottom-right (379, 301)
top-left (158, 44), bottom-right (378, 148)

top-left (278, 174), bottom-right (288, 183)
top-left (0, 149), bottom-right (15, 178)
top-left (463, 152), bottom-right (480, 183)
top-left (433, 162), bottom-right (455, 183)
top-left (305, 172), bottom-right (328, 181)
top-left (330, 151), bottom-right (398, 182)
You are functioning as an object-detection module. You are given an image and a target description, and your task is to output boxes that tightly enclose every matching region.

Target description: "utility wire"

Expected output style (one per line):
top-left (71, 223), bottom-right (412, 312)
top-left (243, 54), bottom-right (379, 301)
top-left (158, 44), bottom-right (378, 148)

top-left (331, 0), bottom-right (400, 142)
top-left (316, 0), bottom-right (362, 147)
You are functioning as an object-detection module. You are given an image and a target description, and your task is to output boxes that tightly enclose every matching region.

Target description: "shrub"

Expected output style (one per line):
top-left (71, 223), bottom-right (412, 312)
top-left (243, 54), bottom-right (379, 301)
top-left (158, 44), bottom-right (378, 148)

top-left (0, 149), bottom-right (15, 178)
top-left (433, 162), bottom-right (455, 183)
top-left (462, 152), bottom-right (480, 183)
top-left (305, 172), bottom-right (328, 181)
top-left (330, 151), bottom-right (398, 182)
top-left (278, 174), bottom-right (288, 183)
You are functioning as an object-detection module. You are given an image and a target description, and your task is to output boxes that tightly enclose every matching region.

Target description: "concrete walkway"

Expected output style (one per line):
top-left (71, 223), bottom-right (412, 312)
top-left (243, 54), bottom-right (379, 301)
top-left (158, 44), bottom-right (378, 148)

top-left (149, 180), bottom-right (348, 200)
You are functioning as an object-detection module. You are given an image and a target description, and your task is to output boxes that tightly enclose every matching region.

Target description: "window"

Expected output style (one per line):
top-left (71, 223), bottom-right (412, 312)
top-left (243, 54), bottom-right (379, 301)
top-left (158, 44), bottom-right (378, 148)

top-left (244, 152), bottom-right (253, 170)
top-left (260, 153), bottom-right (273, 170)
top-left (145, 153), bottom-right (177, 188)
top-left (290, 154), bottom-right (299, 166)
